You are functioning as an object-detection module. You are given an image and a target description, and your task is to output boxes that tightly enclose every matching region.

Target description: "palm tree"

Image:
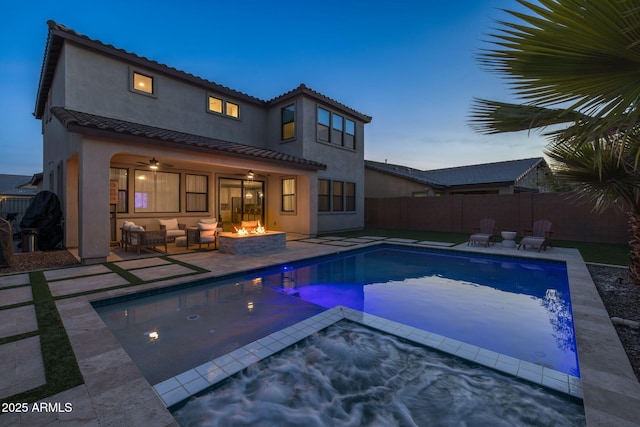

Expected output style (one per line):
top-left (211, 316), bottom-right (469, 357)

top-left (545, 137), bottom-right (640, 281)
top-left (469, 0), bottom-right (640, 281)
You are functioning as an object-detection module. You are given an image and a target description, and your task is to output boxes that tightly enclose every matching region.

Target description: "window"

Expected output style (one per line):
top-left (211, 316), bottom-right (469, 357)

top-left (345, 182), bottom-right (356, 211)
top-left (317, 108), bottom-right (330, 142)
top-left (207, 95), bottom-right (240, 118)
top-left (318, 179), bottom-right (330, 211)
top-left (332, 181), bottom-right (344, 211)
top-left (110, 168), bottom-right (128, 213)
top-left (134, 170), bottom-right (180, 213)
top-left (317, 107), bottom-right (356, 148)
top-left (186, 174), bottom-right (208, 212)
top-left (344, 119), bottom-right (355, 149)
top-left (281, 104), bottom-right (295, 140)
top-left (282, 178), bottom-right (296, 212)
top-left (226, 101), bottom-right (240, 118)
top-left (331, 114), bottom-right (343, 145)
top-left (132, 72), bottom-right (154, 94)
top-left (208, 96), bottom-right (223, 113)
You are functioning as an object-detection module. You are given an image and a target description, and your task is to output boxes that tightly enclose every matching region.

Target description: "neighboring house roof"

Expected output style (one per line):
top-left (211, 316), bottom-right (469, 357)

top-left (421, 157), bottom-right (546, 187)
top-left (365, 157), bottom-right (546, 188)
top-left (365, 160), bottom-right (445, 188)
top-left (35, 21), bottom-right (371, 123)
top-left (0, 175), bottom-right (39, 197)
top-left (51, 107), bottom-right (327, 170)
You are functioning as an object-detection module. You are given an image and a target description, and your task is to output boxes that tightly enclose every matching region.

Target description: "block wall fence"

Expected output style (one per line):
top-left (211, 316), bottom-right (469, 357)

top-left (364, 192), bottom-right (629, 245)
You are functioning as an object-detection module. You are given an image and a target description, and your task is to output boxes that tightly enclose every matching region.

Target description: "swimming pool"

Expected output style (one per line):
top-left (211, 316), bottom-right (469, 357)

top-left (95, 245), bottom-right (578, 384)
top-left (261, 246), bottom-right (578, 376)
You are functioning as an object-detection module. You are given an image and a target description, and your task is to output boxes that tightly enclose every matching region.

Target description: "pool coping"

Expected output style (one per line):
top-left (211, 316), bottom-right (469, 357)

top-left (154, 306), bottom-right (583, 409)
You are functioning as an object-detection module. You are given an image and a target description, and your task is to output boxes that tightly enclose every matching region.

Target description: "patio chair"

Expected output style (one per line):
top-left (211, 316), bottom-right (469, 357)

top-left (518, 220), bottom-right (553, 252)
top-left (187, 221), bottom-right (218, 249)
top-left (468, 218), bottom-right (496, 247)
top-left (121, 221), bottom-right (168, 255)
top-left (159, 218), bottom-right (186, 242)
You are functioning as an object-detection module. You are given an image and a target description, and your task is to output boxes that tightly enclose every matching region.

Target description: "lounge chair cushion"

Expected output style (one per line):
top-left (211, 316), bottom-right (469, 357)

top-left (197, 222), bottom-right (217, 237)
top-left (123, 220), bottom-right (136, 230)
top-left (199, 217), bottom-right (218, 224)
top-left (159, 218), bottom-right (180, 230)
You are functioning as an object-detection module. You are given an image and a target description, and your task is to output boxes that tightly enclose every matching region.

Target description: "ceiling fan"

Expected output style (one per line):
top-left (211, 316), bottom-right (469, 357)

top-left (135, 157), bottom-right (174, 170)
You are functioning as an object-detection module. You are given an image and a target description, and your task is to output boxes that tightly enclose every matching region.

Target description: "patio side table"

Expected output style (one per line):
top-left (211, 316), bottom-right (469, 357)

top-left (501, 231), bottom-right (517, 248)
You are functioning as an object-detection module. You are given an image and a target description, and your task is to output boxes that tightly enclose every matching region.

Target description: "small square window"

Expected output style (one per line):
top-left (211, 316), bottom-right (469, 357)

top-left (133, 72), bottom-right (153, 94)
top-left (226, 101), bottom-right (239, 118)
top-left (209, 96), bottom-right (223, 113)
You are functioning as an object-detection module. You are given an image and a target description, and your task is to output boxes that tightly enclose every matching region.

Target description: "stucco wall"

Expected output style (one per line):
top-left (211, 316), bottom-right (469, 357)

top-left (62, 44), bottom-right (268, 145)
top-left (365, 169), bottom-right (433, 197)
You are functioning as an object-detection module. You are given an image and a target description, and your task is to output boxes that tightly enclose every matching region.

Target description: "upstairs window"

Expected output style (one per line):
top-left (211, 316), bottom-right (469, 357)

top-left (317, 106), bottom-right (356, 149)
top-left (208, 96), bottom-right (223, 114)
top-left (344, 119), bottom-right (355, 149)
top-left (207, 95), bottom-right (240, 118)
top-left (331, 114), bottom-right (343, 145)
top-left (281, 104), bottom-right (295, 140)
top-left (226, 101), bottom-right (240, 118)
top-left (132, 72), bottom-right (154, 95)
top-left (318, 108), bottom-right (330, 142)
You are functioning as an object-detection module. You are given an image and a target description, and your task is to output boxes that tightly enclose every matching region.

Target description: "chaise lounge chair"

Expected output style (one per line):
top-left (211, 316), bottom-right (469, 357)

top-left (468, 218), bottom-right (496, 247)
top-left (518, 220), bottom-right (553, 252)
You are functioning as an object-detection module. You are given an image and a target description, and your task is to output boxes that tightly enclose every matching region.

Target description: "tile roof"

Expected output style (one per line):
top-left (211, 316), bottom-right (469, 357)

top-left (365, 157), bottom-right (545, 187)
top-left (51, 107), bottom-right (327, 170)
top-left (269, 84), bottom-right (371, 123)
top-left (35, 21), bottom-right (371, 123)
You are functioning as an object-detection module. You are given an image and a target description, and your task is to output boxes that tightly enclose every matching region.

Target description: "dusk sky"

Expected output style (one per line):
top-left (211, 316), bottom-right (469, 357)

top-left (0, 0), bottom-right (546, 176)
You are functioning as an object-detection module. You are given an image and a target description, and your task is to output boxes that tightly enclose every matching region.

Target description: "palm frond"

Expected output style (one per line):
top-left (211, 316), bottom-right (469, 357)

top-left (478, 0), bottom-right (640, 125)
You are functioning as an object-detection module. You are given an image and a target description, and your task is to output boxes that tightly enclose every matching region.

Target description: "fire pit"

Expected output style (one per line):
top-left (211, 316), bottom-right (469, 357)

top-left (218, 228), bottom-right (286, 255)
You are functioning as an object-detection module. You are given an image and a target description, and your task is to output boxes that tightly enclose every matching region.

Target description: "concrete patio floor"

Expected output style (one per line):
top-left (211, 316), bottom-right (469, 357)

top-left (0, 237), bottom-right (638, 426)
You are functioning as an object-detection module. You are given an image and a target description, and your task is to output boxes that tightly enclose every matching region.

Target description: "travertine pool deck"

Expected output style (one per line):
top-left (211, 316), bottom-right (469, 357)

top-left (0, 237), bottom-right (638, 426)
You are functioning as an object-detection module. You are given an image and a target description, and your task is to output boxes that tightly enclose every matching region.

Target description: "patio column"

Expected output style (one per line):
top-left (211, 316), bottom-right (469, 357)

top-left (77, 141), bottom-right (111, 264)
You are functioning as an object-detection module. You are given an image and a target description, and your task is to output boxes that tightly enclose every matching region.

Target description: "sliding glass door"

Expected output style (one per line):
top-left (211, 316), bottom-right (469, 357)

top-left (218, 178), bottom-right (264, 231)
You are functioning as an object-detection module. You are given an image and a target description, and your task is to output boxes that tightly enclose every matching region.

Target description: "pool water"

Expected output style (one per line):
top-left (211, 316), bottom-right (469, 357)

top-left (259, 247), bottom-right (578, 376)
top-left (173, 321), bottom-right (585, 426)
top-left (95, 245), bottom-right (578, 385)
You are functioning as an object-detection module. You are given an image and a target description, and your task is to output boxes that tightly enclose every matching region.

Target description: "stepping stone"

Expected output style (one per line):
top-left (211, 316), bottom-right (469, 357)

top-left (0, 286), bottom-right (32, 306)
top-left (0, 336), bottom-right (46, 399)
top-left (297, 239), bottom-right (327, 244)
top-left (341, 238), bottom-right (377, 244)
top-left (45, 264), bottom-right (111, 281)
top-left (0, 305), bottom-right (38, 339)
top-left (322, 241), bottom-right (356, 247)
top-left (319, 236), bottom-right (346, 241)
top-left (0, 274), bottom-right (30, 289)
top-left (385, 238), bottom-right (418, 243)
top-left (416, 241), bottom-right (455, 247)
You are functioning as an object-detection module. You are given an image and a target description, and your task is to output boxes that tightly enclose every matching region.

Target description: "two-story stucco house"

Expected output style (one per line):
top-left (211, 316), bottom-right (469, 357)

top-left (34, 21), bottom-right (371, 264)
